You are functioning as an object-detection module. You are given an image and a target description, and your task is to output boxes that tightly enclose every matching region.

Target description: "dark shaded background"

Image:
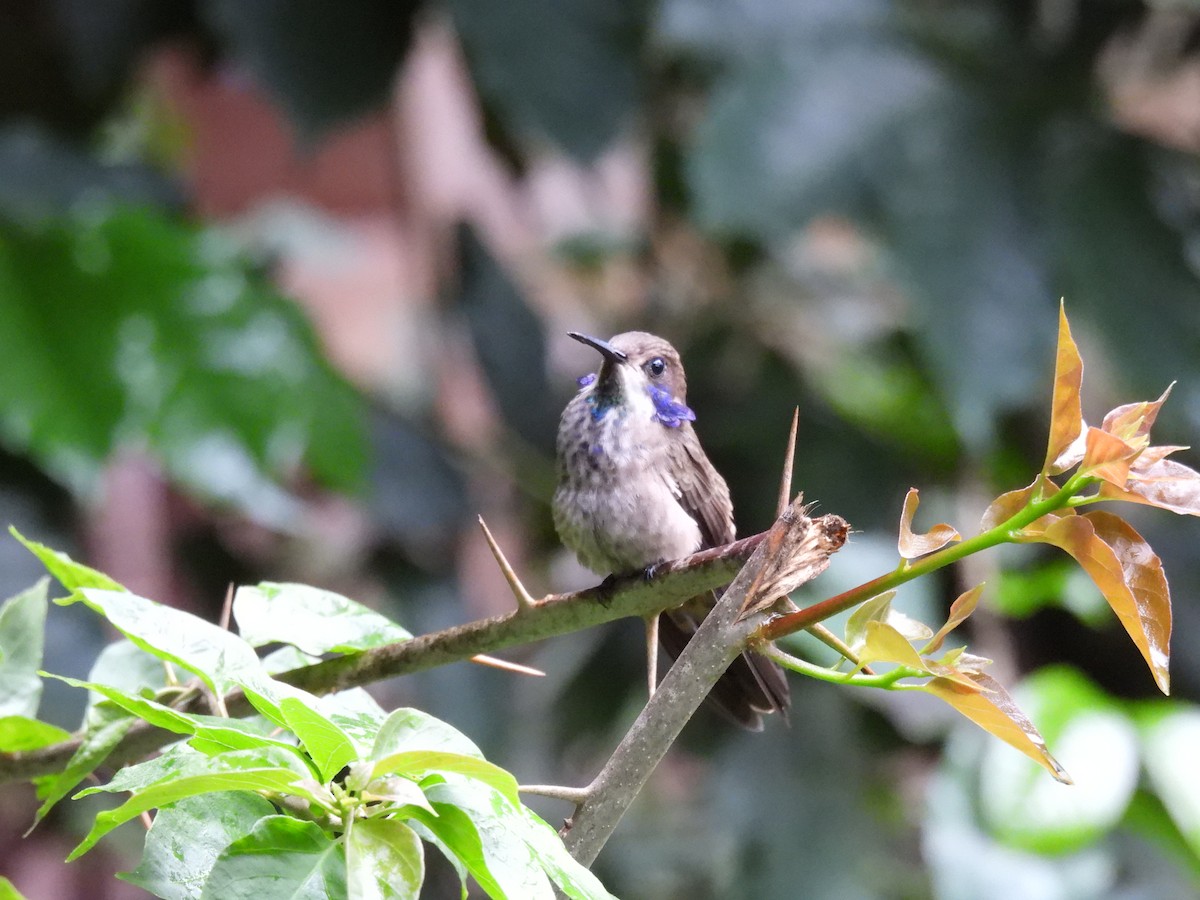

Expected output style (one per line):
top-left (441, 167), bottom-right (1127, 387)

top-left (3, 1), bottom-right (1200, 897)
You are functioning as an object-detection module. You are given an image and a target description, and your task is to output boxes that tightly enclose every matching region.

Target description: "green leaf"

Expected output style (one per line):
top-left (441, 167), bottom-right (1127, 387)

top-left (0, 578), bottom-right (49, 716)
top-left (70, 745), bottom-right (320, 859)
top-left (82, 638), bottom-right (170, 728)
top-left (315, 689), bottom-right (387, 758)
top-left (978, 667), bottom-right (1138, 853)
top-left (513, 805), bottom-right (617, 900)
top-left (33, 715), bottom-right (133, 822)
top-left (0, 207), bottom-right (367, 510)
top-left (844, 590), bottom-right (895, 652)
top-left (10, 528), bottom-right (124, 592)
top-left (371, 751), bottom-right (520, 807)
top-left (279, 697), bottom-right (358, 781)
top-left (0, 715), bottom-right (70, 752)
top-left (0, 876), bottom-right (29, 900)
top-left (201, 816), bottom-right (347, 900)
top-left (65, 587), bottom-right (264, 698)
top-left (371, 708), bottom-right (485, 761)
top-left (419, 780), bottom-right (553, 900)
top-left (234, 582), bottom-right (411, 655)
top-left (346, 818), bottom-right (425, 899)
top-left (45, 673), bottom-right (302, 759)
top-left (121, 792), bottom-right (276, 900)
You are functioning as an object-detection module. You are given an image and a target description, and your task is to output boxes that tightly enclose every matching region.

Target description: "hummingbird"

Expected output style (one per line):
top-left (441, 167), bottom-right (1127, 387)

top-left (552, 331), bottom-right (789, 729)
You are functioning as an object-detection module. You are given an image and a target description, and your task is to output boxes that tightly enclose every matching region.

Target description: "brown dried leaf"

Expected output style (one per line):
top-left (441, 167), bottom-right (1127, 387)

top-left (1044, 303), bottom-right (1085, 475)
top-left (897, 488), bottom-right (961, 559)
top-left (1038, 514), bottom-right (1171, 693)
top-left (1099, 457), bottom-right (1200, 517)
top-left (1081, 426), bottom-right (1135, 486)
top-left (926, 673), bottom-right (1072, 784)
top-left (922, 583), bottom-right (985, 654)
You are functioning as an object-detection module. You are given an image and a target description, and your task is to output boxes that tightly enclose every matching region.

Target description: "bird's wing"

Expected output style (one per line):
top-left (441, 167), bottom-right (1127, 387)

top-left (670, 429), bottom-right (736, 550)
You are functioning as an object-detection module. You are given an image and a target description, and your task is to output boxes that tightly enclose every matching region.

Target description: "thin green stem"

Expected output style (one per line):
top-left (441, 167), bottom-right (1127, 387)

top-left (760, 474), bottom-right (1089, 641)
top-left (765, 647), bottom-right (926, 691)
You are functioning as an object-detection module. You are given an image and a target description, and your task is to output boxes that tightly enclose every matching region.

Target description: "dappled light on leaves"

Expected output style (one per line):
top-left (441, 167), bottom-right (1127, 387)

top-left (897, 488), bottom-right (961, 559)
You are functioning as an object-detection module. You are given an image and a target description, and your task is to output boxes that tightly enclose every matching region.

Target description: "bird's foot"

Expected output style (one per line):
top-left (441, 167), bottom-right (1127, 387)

top-left (642, 559), bottom-right (668, 581)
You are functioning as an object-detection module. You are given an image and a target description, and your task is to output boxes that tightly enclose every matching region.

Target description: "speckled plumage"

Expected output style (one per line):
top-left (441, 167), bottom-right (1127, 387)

top-left (552, 331), bottom-right (789, 729)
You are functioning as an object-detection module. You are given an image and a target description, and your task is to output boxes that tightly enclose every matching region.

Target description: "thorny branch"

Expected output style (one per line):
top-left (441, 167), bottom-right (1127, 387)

top-left (0, 529), bottom-right (776, 785)
top-left (560, 500), bottom-right (849, 867)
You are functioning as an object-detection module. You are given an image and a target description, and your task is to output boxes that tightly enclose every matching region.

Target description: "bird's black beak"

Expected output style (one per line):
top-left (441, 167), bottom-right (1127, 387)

top-left (567, 332), bottom-right (627, 363)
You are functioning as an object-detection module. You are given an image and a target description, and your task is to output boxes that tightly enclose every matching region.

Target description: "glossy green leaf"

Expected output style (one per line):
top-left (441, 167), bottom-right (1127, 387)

top-left (0, 578), bottom-right (48, 717)
top-left (70, 746), bottom-right (320, 859)
top-left (416, 785), bottom-right (551, 900)
top-left (371, 750), bottom-right (519, 807)
top-left (10, 528), bottom-right (124, 592)
top-left (234, 582), bottom-right (411, 656)
top-left (371, 708), bottom-right (485, 761)
top-left (200, 816), bottom-right (346, 900)
top-left (346, 818), bottom-right (424, 900)
top-left (121, 792), bottom-right (276, 900)
top-left (279, 697), bottom-right (357, 781)
top-left (65, 587), bottom-right (264, 698)
top-left (0, 876), bottom-right (29, 900)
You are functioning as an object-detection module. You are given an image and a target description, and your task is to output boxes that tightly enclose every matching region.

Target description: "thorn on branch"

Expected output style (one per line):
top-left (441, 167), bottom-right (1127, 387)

top-left (477, 515), bottom-right (538, 612)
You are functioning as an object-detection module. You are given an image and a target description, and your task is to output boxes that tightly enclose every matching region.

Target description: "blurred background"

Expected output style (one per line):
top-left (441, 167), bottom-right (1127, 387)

top-left (3, 0), bottom-right (1200, 897)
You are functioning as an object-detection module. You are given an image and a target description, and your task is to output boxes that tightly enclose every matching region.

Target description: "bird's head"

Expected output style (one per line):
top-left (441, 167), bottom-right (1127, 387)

top-left (568, 331), bottom-right (696, 427)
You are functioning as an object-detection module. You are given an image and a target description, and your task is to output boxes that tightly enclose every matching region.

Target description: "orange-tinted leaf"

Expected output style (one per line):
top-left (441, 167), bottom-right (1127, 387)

top-left (923, 583), bottom-right (985, 654)
top-left (1039, 514), bottom-right (1170, 694)
top-left (898, 488), bottom-right (961, 559)
top-left (858, 620), bottom-right (927, 671)
top-left (1099, 457), bottom-right (1200, 517)
top-left (926, 673), bottom-right (1071, 784)
top-left (980, 480), bottom-right (1037, 532)
top-left (1044, 303), bottom-right (1085, 475)
top-left (1081, 427), bottom-right (1135, 486)
top-left (1084, 511), bottom-right (1171, 693)
top-left (1101, 383), bottom-right (1173, 446)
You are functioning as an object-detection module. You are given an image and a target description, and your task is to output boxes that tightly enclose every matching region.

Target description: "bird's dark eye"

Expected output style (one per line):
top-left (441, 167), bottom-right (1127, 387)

top-left (646, 357), bottom-right (666, 377)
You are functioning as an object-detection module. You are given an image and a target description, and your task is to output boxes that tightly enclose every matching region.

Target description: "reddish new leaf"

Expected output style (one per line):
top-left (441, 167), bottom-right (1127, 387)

top-left (1099, 457), bottom-right (1200, 517)
top-left (1039, 514), bottom-right (1170, 694)
top-left (1081, 427), bottom-right (1135, 486)
top-left (1101, 384), bottom-right (1173, 446)
top-left (1044, 303), bottom-right (1085, 475)
top-left (980, 481), bottom-right (1038, 533)
top-left (926, 673), bottom-right (1071, 784)
top-left (897, 488), bottom-right (961, 559)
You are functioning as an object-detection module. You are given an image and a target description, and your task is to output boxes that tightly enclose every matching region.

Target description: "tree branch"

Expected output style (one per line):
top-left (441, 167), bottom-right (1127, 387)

top-left (561, 501), bottom-right (849, 867)
top-left (0, 532), bottom-right (768, 785)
